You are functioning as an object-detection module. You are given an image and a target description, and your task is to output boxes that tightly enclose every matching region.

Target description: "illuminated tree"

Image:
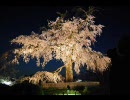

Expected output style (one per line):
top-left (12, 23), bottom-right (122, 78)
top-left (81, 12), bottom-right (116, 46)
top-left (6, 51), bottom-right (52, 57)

top-left (18, 71), bottom-right (65, 84)
top-left (11, 7), bottom-right (111, 82)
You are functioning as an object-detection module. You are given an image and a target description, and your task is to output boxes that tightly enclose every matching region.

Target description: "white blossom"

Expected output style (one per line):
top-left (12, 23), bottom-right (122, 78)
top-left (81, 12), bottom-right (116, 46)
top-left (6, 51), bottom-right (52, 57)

top-left (11, 9), bottom-right (111, 74)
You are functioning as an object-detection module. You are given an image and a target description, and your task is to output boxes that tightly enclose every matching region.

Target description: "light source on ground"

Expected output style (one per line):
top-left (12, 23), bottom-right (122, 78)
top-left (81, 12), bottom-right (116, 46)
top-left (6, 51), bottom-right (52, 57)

top-left (0, 79), bottom-right (14, 86)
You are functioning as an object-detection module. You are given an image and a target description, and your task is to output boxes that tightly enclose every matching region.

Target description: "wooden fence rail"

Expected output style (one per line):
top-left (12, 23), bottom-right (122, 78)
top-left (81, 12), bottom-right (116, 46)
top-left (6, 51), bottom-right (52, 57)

top-left (42, 81), bottom-right (100, 89)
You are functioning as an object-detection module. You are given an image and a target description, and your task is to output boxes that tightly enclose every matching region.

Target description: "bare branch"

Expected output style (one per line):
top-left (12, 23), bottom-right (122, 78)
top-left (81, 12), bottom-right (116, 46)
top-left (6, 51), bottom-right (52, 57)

top-left (54, 66), bottom-right (66, 74)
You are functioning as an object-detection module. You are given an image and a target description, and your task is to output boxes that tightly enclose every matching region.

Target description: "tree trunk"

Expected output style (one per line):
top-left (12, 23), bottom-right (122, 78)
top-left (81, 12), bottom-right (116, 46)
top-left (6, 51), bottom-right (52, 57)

top-left (66, 60), bottom-right (73, 82)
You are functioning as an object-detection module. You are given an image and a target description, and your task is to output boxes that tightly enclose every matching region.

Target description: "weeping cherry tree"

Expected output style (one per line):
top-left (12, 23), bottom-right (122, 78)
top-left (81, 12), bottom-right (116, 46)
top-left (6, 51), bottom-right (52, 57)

top-left (11, 7), bottom-right (111, 82)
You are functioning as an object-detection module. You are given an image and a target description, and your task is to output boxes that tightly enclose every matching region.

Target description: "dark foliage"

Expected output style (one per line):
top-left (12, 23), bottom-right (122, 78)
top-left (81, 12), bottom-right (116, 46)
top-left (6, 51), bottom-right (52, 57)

top-left (0, 83), bottom-right (11, 95)
top-left (0, 82), bottom-right (43, 95)
top-left (107, 35), bottom-right (130, 95)
top-left (10, 81), bottom-right (43, 95)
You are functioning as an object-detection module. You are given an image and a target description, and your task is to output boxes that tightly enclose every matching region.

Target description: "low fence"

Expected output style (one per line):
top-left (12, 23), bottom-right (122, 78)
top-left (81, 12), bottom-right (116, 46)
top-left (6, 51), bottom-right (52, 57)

top-left (42, 81), bottom-right (100, 89)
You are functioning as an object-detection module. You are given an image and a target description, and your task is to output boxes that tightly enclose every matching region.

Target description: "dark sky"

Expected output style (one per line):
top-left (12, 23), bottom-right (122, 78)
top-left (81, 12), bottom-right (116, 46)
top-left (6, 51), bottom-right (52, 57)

top-left (0, 3), bottom-right (130, 77)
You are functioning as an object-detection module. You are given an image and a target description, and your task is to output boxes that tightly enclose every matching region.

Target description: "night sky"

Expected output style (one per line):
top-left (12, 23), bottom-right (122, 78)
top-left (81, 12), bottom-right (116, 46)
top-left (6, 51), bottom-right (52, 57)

top-left (0, 1), bottom-right (130, 77)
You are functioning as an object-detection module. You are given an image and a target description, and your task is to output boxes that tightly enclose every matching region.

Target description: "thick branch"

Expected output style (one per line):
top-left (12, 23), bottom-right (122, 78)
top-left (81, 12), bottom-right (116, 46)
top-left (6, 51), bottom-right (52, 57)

top-left (54, 66), bottom-right (66, 74)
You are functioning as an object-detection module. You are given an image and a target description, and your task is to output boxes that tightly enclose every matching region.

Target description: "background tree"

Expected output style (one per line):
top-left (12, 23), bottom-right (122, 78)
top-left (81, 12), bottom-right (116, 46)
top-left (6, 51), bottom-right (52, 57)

top-left (0, 50), bottom-right (19, 78)
top-left (107, 35), bottom-right (130, 94)
top-left (11, 7), bottom-right (111, 82)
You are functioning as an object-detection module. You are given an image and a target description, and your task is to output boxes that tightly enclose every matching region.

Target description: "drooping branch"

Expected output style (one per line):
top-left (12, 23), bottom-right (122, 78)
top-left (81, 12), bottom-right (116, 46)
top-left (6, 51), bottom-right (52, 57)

top-left (18, 71), bottom-right (65, 84)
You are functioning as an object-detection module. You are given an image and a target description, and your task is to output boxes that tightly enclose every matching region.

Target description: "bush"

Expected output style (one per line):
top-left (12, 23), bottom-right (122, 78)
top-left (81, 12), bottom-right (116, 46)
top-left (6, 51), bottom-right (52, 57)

top-left (0, 83), bottom-right (11, 95)
top-left (10, 82), bottom-right (44, 95)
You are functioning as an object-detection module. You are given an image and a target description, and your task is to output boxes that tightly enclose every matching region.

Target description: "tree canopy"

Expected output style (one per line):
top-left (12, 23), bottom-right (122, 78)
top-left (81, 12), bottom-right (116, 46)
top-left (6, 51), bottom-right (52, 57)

top-left (11, 7), bottom-right (111, 76)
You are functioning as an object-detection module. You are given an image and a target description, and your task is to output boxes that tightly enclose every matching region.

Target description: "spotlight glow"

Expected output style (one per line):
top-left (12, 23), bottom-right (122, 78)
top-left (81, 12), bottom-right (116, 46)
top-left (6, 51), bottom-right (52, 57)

top-left (2, 80), bottom-right (12, 86)
top-left (0, 79), bottom-right (14, 86)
